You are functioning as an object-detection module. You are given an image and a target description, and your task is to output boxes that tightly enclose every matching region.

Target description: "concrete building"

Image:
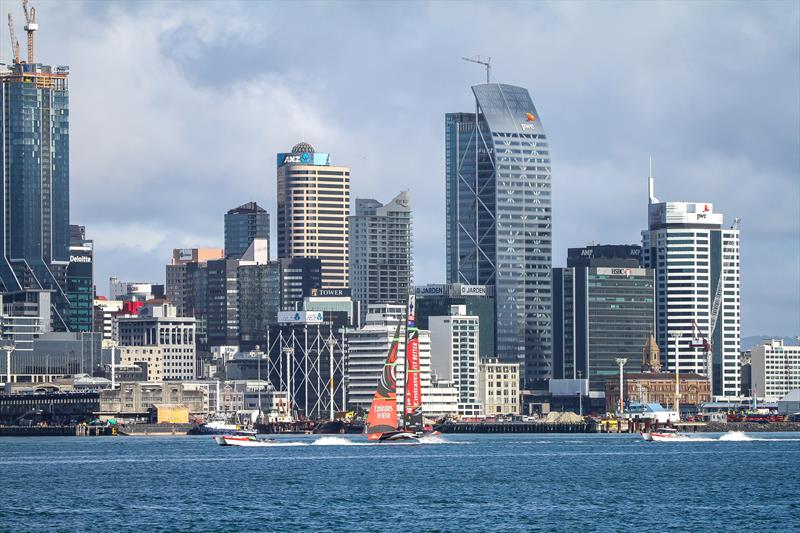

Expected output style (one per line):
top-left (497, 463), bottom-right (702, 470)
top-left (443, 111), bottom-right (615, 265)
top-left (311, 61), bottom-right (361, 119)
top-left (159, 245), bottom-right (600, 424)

top-left (225, 202), bottom-right (269, 260)
top-left (346, 304), bottom-right (437, 416)
top-left (415, 284), bottom-right (495, 360)
top-left (99, 381), bottom-right (207, 419)
top-left (219, 381), bottom-right (290, 422)
top-left (552, 245), bottom-right (655, 391)
top-left (446, 84), bottom-right (553, 389)
top-left (277, 142), bottom-right (350, 289)
top-left (0, 58), bottom-right (71, 331)
top-left (642, 173), bottom-right (740, 397)
top-left (118, 303), bottom-right (196, 381)
top-left (750, 340), bottom-right (800, 402)
top-left (349, 192), bottom-right (412, 310)
top-left (0, 331), bottom-right (103, 383)
top-left (479, 359), bottom-right (520, 416)
top-left (92, 298), bottom-right (122, 341)
top-left (429, 305), bottom-right (482, 417)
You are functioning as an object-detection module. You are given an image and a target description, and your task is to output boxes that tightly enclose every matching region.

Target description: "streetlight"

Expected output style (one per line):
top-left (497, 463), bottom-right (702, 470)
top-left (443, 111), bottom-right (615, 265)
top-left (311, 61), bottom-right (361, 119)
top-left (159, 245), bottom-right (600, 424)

top-left (325, 336), bottom-right (336, 422)
top-left (254, 345), bottom-right (262, 425)
top-left (1, 340), bottom-right (15, 385)
top-left (577, 370), bottom-right (583, 417)
top-left (615, 358), bottom-right (627, 417)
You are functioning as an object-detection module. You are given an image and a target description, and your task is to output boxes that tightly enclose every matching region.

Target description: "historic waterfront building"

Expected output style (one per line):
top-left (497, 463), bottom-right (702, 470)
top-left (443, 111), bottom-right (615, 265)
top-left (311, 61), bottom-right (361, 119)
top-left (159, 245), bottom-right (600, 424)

top-left (446, 83), bottom-right (552, 389)
top-left (277, 143), bottom-right (350, 289)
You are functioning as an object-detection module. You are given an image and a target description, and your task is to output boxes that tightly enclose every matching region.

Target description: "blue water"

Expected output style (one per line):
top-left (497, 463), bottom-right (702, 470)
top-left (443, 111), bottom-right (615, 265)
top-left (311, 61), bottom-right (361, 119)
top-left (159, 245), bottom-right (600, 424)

top-left (1, 432), bottom-right (798, 532)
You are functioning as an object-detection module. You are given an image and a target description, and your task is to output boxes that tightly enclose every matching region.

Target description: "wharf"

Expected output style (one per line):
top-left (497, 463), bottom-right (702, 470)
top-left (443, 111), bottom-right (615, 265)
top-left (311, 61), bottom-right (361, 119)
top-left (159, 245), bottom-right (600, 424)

top-left (0, 425), bottom-right (115, 437)
top-left (117, 423), bottom-right (193, 436)
top-left (435, 421), bottom-right (596, 433)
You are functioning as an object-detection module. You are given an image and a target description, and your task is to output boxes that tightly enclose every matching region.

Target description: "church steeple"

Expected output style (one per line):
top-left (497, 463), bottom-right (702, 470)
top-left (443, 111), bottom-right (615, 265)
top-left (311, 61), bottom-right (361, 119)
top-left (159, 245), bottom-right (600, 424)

top-left (642, 334), bottom-right (661, 373)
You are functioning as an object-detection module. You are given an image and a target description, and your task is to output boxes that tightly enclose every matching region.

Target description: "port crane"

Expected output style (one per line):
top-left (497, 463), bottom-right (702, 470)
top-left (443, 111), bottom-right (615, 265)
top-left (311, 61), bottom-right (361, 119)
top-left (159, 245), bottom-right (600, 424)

top-left (461, 55), bottom-right (491, 83)
top-left (690, 217), bottom-right (741, 390)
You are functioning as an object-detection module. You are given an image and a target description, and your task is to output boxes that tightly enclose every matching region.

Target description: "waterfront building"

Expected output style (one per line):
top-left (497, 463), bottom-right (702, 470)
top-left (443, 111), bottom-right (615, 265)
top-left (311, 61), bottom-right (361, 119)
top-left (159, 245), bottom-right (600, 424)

top-left (98, 381), bottom-right (207, 419)
top-left (346, 304), bottom-right (437, 416)
top-left (552, 245), bottom-right (655, 391)
top-left (225, 202), bottom-right (269, 260)
top-left (750, 339), bottom-right (800, 402)
top-left (415, 283), bottom-right (495, 360)
top-left (479, 359), bottom-right (520, 416)
top-left (642, 174), bottom-right (741, 397)
top-left (276, 142), bottom-right (350, 289)
top-left (65, 225), bottom-right (94, 332)
top-left (446, 83), bottom-right (553, 388)
top-left (349, 192), bottom-right (412, 310)
top-left (218, 381), bottom-right (290, 422)
top-left (0, 330), bottom-right (103, 383)
top-left (429, 305), bottom-right (482, 417)
top-left (604, 372), bottom-right (711, 414)
top-left (0, 55), bottom-right (72, 330)
top-left (118, 303), bottom-right (196, 381)
top-left (0, 390), bottom-right (100, 425)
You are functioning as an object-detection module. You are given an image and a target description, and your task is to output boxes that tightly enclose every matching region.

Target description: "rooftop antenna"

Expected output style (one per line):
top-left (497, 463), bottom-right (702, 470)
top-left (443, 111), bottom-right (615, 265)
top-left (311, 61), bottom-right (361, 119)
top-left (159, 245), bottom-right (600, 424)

top-left (7, 14), bottom-right (20, 64)
top-left (21, 0), bottom-right (36, 64)
top-left (462, 55), bottom-right (491, 84)
top-left (648, 155), bottom-right (659, 204)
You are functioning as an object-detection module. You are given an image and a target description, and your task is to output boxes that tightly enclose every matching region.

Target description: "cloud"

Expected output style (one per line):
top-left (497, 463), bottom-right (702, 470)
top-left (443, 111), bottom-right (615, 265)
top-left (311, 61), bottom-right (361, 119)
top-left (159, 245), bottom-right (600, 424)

top-left (24, 1), bottom-right (798, 336)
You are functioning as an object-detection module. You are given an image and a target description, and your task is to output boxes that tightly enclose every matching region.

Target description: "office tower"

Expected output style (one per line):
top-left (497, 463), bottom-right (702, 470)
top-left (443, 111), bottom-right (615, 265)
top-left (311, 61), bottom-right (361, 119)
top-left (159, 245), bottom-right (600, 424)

top-left (429, 305), bottom-right (482, 417)
top-left (349, 192), bottom-right (412, 310)
top-left (224, 202), bottom-right (269, 259)
top-left (446, 84), bottom-right (552, 388)
top-left (93, 297), bottom-right (122, 341)
top-left (552, 245), bottom-right (655, 392)
top-left (206, 258), bottom-right (242, 347)
top-left (118, 303), bottom-right (196, 381)
top-left (277, 142), bottom-right (350, 289)
top-left (479, 359), bottom-right (521, 416)
top-left (750, 340), bottom-right (800, 402)
top-left (414, 283), bottom-right (495, 361)
top-left (0, 52), bottom-right (71, 330)
top-left (642, 174), bottom-right (741, 397)
top-left (165, 248), bottom-right (224, 317)
top-left (65, 225), bottom-right (94, 332)
top-left (237, 261), bottom-right (280, 350)
top-left (279, 257), bottom-right (322, 312)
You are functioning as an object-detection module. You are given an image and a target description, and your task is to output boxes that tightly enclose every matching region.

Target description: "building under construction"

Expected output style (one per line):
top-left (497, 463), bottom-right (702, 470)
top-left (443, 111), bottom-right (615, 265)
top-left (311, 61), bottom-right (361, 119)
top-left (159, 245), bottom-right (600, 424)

top-left (1, 1), bottom-right (74, 331)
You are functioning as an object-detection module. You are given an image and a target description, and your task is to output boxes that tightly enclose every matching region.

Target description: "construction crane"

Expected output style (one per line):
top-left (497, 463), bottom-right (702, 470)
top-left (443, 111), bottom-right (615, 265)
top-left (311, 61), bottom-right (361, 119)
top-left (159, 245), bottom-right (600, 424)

top-left (21, 0), bottom-right (36, 64)
top-left (461, 55), bottom-right (491, 84)
top-left (7, 14), bottom-right (20, 64)
top-left (690, 217), bottom-right (741, 388)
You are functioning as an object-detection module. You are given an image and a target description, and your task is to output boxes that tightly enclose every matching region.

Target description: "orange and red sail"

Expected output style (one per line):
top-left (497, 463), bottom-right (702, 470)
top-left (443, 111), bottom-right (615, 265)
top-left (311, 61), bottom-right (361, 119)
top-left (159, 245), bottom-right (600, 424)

top-left (365, 322), bottom-right (402, 440)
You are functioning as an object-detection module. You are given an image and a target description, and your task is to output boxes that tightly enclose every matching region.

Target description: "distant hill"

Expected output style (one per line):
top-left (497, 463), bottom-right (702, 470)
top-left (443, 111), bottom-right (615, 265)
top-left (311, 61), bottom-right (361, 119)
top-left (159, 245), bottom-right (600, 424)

top-left (741, 335), bottom-right (799, 351)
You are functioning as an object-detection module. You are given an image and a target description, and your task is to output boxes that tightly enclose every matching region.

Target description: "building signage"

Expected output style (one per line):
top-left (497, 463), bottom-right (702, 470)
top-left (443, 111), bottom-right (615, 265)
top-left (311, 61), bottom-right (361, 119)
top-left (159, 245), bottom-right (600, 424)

top-left (415, 285), bottom-right (444, 296)
top-left (280, 152), bottom-right (313, 165)
top-left (277, 311), bottom-right (324, 324)
top-left (460, 285), bottom-right (487, 296)
top-left (69, 254), bottom-right (91, 263)
top-left (310, 288), bottom-right (351, 297)
top-left (596, 267), bottom-right (646, 277)
top-left (178, 248), bottom-right (194, 261)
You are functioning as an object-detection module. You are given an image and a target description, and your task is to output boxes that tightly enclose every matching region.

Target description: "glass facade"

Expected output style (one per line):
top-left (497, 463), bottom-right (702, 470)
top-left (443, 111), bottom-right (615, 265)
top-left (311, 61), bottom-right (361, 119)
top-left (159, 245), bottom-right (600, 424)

top-left (237, 262), bottom-right (280, 350)
top-left (0, 63), bottom-right (71, 329)
top-left (446, 84), bottom-right (552, 387)
top-left (224, 202), bottom-right (269, 260)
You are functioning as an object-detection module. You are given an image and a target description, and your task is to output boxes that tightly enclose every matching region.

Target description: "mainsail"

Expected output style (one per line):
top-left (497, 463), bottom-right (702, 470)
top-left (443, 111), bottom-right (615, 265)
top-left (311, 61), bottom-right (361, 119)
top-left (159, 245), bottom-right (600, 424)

top-left (365, 322), bottom-right (402, 440)
top-left (403, 295), bottom-right (424, 432)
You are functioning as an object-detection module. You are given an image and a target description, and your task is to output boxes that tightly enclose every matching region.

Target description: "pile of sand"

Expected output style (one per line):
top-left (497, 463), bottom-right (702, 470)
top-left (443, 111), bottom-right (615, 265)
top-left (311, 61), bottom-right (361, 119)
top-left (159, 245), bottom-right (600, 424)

top-left (542, 411), bottom-right (585, 424)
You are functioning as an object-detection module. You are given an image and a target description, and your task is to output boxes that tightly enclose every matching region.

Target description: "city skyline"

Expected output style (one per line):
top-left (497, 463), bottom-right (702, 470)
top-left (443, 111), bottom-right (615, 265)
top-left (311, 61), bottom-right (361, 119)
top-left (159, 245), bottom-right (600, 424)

top-left (19, 1), bottom-right (799, 336)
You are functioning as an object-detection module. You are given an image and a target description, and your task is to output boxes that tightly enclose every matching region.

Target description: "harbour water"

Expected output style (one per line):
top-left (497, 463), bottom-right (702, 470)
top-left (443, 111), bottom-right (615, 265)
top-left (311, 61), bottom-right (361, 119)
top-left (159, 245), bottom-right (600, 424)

top-left (1, 433), bottom-right (798, 532)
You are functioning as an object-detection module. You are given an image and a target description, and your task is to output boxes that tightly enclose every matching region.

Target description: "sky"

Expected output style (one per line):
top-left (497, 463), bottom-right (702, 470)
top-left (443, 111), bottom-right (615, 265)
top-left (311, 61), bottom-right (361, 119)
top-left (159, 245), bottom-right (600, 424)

top-left (10, 0), bottom-right (799, 337)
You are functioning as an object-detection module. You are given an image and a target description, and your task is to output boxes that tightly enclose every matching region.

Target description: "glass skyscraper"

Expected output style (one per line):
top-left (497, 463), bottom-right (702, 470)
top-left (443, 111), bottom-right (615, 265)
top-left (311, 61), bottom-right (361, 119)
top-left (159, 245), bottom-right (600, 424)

top-left (224, 202), bottom-right (269, 260)
top-left (0, 61), bottom-right (71, 330)
top-left (446, 83), bottom-right (552, 388)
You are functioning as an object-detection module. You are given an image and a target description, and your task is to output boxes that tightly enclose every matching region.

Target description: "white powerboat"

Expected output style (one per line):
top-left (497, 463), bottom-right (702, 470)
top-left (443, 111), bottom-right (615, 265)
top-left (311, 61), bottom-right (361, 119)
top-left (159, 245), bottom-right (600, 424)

top-left (214, 435), bottom-right (276, 447)
top-left (642, 427), bottom-right (684, 442)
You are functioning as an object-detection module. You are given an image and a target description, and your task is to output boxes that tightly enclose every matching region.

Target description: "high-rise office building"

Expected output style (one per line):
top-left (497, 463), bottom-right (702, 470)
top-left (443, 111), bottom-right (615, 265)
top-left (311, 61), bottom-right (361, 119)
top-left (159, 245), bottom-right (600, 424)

top-left (642, 174), bottom-right (740, 397)
top-left (349, 191), bottom-right (412, 310)
top-left (552, 245), bottom-right (655, 392)
top-left (237, 261), bottom-right (280, 350)
top-left (224, 202), bottom-right (269, 260)
top-left (0, 56), bottom-right (71, 330)
top-left (277, 142), bottom-right (350, 289)
top-left (165, 248), bottom-right (224, 317)
top-left (65, 225), bottom-right (94, 332)
top-left (446, 84), bottom-right (552, 388)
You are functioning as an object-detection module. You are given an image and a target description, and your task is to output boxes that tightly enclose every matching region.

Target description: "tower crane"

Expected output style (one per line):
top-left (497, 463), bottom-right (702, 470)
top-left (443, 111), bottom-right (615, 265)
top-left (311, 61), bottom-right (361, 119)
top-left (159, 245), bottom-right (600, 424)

top-left (7, 14), bottom-right (20, 64)
top-left (461, 55), bottom-right (491, 83)
top-left (21, 0), bottom-right (36, 64)
top-left (691, 217), bottom-right (741, 390)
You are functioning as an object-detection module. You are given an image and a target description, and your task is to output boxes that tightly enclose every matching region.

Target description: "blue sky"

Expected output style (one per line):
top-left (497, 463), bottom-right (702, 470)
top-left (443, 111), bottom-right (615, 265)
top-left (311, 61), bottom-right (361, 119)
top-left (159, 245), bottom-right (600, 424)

top-left (18, 1), bottom-right (799, 336)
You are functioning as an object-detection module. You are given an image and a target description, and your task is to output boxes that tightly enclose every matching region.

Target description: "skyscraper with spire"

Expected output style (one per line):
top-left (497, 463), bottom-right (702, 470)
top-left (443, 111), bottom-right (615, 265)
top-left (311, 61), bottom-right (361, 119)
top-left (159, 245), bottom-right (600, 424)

top-left (642, 168), bottom-right (741, 397)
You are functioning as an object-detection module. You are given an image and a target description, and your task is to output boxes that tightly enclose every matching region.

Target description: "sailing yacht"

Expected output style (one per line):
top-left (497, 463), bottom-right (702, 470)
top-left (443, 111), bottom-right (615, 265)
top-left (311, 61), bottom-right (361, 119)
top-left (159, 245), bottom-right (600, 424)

top-left (364, 295), bottom-right (433, 442)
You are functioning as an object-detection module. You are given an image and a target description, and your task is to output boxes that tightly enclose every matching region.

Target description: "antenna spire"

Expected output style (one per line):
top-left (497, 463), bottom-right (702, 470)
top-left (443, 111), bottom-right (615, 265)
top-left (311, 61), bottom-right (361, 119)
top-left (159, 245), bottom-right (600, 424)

top-left (648, 155), bottom-right (659, 204)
